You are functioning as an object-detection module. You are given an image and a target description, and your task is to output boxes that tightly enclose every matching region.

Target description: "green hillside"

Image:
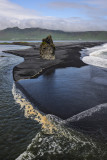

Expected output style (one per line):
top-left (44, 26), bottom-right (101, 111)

top-left (0, 27), bottom-right (107, 41)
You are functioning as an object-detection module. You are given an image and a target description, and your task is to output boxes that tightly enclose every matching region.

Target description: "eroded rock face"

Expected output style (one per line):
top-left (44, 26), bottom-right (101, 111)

top-left (40, 35), bottom-right (55, 60)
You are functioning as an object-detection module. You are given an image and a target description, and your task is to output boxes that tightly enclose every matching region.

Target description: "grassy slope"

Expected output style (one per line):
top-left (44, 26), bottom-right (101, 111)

top-left (0, 27), bottom-right (107, 41)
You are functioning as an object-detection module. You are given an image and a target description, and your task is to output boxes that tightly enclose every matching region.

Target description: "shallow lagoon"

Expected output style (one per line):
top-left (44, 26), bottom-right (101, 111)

top-left (18, 65), bottom-right (107, 119)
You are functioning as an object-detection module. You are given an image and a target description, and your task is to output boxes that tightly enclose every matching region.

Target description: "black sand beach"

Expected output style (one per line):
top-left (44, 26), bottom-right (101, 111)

top-left (4, 42), bottom-right (104, 81)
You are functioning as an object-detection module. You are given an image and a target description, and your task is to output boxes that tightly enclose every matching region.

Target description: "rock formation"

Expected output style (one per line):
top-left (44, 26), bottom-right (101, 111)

top-left (40, 35), bottom-right (55, 60)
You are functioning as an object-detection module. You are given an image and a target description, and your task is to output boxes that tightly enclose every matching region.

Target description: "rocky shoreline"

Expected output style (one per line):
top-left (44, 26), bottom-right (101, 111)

top-left (3, 42), bottom-right (105, 81)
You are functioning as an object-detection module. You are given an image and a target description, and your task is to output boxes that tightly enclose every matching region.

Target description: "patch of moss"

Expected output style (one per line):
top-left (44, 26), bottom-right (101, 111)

top-left (40, 35), bottom-right (56, 52)
top-left (41, 41), bottom-right (47, 45)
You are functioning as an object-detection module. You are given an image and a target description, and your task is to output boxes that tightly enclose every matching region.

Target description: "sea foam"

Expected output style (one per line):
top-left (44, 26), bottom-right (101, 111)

top-left (81, 43), bottom-right (107, 68)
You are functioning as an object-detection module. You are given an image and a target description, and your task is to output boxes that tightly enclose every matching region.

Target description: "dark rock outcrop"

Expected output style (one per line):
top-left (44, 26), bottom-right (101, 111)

top-left (40, 35), bottom-right (55, 60)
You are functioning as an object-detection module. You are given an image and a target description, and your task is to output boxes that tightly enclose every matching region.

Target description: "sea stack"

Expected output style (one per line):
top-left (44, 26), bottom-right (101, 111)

top-left (40, 35), bottom-right (55, 60)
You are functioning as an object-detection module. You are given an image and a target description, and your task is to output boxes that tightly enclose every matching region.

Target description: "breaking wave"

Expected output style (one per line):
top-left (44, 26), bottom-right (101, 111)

top-left (81, 43), bottom-right (107, 68)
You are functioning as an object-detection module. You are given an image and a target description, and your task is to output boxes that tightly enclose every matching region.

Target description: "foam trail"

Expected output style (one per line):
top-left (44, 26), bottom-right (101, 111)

top-left (12, 83), bottom-right (57, 134)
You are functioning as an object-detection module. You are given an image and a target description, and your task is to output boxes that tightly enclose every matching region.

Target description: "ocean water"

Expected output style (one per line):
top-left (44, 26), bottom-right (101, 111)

top-left (0, 44), bottom-right (107, 160)
top-left (0, 45), bottom-right (41, 160)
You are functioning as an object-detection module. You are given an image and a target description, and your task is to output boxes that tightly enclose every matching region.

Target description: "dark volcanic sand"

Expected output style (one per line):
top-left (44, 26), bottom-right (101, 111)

top-left (4, 42), bottom-right (104, 81)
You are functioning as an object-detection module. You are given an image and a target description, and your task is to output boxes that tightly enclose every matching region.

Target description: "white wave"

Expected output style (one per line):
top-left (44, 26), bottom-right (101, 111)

top-left (65, 103), bottom-right (107, 123)
top-left (80, 43), bottom-right (107, 68)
